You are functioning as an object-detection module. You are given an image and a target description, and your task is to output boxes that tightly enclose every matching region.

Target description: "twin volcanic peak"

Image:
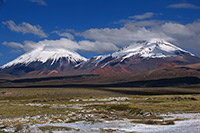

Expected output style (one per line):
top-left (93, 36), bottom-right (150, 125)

top-left (1, 39), bottom-right (200, 76)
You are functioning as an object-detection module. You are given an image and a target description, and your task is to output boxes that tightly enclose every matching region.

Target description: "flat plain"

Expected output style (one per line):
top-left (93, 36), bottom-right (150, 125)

top-left (0, 87), bottom-right (200, 132)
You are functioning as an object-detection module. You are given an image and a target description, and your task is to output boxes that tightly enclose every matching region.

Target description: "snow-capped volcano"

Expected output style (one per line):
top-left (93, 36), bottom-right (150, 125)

top-left (1, 47), bottom-right (87, 69)
top-left (0, 47), bottom-right (87, 76)
top-left (93, 39), bottom-right (193, 65)
top-left (1, 38), bottom-right (200, 77)
top-left (79, 39), bottom-right (200, 75)
top-left (113, 38), bottom-right (193, 58)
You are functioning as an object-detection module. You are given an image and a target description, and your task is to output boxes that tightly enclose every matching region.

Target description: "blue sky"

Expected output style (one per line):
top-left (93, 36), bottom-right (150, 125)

top-left (0, 0), bottom-right (200, 66)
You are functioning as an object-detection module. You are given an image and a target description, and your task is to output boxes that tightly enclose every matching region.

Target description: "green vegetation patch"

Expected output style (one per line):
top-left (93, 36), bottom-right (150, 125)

top-left (38, 126), bottom-right (74, 132)
top-left (132, 119), bottom-right (176, 125)
top-left (1, 87), bottom-right (200, 130)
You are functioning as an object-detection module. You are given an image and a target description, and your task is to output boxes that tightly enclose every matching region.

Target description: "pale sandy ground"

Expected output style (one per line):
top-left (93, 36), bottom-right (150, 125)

top-left (1, 97), bottom-right (200, 133)
top-left (14, 113), bottom-right (200, 133)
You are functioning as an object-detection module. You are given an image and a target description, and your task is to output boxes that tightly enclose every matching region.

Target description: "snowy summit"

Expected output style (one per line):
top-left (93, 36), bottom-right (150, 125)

top-left (114, 38), bottom-right (193, 59)
top-left (1, 47), bottom-right (87, 69)
top-left (94, 38), bottom-right (193, 64)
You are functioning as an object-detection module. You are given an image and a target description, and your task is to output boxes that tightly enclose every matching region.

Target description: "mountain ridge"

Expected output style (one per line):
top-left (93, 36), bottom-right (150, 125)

top-left (87, 38), bottom-right (194, 68)
top-left (79, 39), bottom-right (200, 75)
top-left (1, 38), bottom-right (200, 77)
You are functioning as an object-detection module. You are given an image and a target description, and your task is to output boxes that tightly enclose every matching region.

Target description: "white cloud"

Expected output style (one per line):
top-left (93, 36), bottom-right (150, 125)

top-left (23, 38), bottom-right (79, 52)
top-left (52, 31), bottom-right (74, 40)
top-left (81, 24), bottom-right (173, 46)
top-left (3, 17), bottom-right (200, 56)
top-left (4, 38), bottom-right (118, 54)
top-left (2, 20), bottom-right (47, 38)
top-left (161, 23), bottom-right (194, 36)
top-left (161, 21), bottom-right (200, 54)
top-left (78, 41), bottom-right (118, 53)
top-left (168, 3), bottom-right (200, 9)
top-left (2, 41), bottom-right (24, 49)
top-left (187, 21), bottom-right (200, 33)
top-left (29, 0), bottom-right (47, 6)
top-left (80, 18), bottom-right (200, 56)
top-left (129, 12), bottom-right (154, 20)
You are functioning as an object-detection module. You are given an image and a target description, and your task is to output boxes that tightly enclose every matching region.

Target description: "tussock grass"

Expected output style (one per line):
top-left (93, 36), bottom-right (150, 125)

top-left (38, 126), bottom-right (73, 131)
top-left (0, 87), bottom-right (200, 131)
top-left (15, 124), bottom-right (24, 132)
top-left (132, 119), bottom-right (175, 125)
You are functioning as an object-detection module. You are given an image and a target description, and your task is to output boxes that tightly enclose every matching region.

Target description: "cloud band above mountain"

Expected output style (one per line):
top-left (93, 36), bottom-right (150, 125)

top-left (3, 38), bottom-right (118, 55)
top-left (2, 12), bottom-right (200, 56)
top-left (79, 18), bottom-right (200, 55)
